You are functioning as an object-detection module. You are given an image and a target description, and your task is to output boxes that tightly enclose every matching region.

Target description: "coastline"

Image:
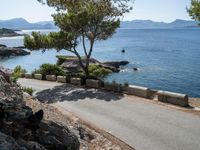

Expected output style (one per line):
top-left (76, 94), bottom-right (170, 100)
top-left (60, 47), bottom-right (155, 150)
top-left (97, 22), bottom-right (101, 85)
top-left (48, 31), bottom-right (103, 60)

top-left (0, 28), bottom-right (200, 98)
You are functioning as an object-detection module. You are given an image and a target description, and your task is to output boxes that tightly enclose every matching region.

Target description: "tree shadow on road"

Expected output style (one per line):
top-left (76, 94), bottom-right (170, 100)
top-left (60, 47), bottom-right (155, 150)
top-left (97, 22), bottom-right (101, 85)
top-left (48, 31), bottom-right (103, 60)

top-left (35, 84), bottom-right (123, 103)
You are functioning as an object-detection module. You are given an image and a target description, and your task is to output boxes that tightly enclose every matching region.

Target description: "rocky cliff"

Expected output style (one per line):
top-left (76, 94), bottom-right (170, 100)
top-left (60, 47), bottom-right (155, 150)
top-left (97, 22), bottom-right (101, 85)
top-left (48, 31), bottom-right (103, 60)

top-left (0, 74), bottom-right (80, 150)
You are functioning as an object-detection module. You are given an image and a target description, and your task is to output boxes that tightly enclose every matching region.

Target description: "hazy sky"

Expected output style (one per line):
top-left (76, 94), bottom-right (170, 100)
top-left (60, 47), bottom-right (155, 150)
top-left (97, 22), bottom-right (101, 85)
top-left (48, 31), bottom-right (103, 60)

top-left (0, 0), bottom-right (192, 23)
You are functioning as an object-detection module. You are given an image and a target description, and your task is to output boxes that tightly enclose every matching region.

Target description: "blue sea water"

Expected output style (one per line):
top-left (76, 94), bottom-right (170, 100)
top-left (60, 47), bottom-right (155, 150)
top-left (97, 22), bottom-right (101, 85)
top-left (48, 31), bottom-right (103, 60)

top-left (0, 28), bottom-right (200, 97)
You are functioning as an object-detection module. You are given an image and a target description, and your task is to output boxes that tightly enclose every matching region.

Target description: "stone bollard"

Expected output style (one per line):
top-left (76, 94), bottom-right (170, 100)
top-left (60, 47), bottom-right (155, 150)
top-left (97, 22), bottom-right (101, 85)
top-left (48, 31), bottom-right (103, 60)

top-left (104, 82), bottom-right (121, 92)
top-left (34, 74), bottom-right (42, 80)
top-left (86, 79), bottom-right (102, 89)
top-left (157, 90), bottom-right (189, 107)
top-left (123, 85), bottom-right (150, 98)
top-left (57, 76), bottom-right (67, 83)
top-left (46, 75), bottom-right (56, 81)
top-left (70, 78), bottom-right (82, 86)
top-left (20, 73), bottom-right (25, 78)
top-left (25, 73), bottom-right (33, 79)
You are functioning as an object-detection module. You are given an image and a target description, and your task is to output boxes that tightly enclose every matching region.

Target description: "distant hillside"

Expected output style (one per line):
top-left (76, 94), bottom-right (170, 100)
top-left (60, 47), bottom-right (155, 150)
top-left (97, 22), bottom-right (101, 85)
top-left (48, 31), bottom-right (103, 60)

top-left (0, 18), bottom-right (198, 30)
top-left (120, 19), bottom-right (198, 29)
top-left (0, 18), bottom-right (56, 30)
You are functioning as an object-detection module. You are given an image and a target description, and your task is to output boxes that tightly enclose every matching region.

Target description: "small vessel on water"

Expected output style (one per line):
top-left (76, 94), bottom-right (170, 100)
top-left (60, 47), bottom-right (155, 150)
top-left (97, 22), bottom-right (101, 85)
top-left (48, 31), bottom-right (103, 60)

top-left (121, 49), bottom-right (125, 53)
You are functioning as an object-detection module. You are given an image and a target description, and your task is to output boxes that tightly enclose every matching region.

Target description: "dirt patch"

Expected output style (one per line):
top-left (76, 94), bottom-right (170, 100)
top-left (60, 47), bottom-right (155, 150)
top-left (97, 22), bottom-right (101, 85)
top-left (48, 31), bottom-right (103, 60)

top-left (189, 98), bottom-right (200, 108)
top-left (25, 96), bottom-right (134, 150)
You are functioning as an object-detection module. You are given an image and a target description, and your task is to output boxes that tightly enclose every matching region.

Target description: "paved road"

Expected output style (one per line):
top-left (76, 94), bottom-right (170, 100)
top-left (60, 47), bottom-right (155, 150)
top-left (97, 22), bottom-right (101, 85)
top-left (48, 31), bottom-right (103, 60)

top-left (18, 78), bottom-right (200, 150)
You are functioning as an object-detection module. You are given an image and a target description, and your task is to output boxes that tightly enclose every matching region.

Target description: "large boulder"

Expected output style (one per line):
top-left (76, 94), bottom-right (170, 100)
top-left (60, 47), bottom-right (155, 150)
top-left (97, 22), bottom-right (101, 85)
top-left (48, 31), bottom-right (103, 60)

top-left (60, 56), bottom-right (100, 73)
top-left (102, 61), bottom-right (129, 68)
top-left (0, 75), bottom-right (23, 102)
top-left (0, 67), bottom-right (13, 82)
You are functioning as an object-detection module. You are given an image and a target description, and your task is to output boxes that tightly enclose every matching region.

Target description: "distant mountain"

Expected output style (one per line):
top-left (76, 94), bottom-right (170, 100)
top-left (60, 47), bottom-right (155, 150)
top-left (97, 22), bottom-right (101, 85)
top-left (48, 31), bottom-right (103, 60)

top-left (120, 19), bottom-right (198, 29)
top-left (0, 18), bottom-right (198, 30)
top-left (0, 18), bottom-right (56, 30)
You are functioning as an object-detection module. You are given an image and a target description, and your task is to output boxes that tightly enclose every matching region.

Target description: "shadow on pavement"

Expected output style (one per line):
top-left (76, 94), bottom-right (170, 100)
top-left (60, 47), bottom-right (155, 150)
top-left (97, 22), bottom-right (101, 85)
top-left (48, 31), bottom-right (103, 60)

top-left (35, 84), bottom-right (123, 103)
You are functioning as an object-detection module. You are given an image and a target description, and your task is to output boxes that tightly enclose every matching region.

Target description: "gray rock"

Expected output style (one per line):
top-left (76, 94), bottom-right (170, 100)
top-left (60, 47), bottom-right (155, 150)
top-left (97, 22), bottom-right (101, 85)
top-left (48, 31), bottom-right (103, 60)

top-left (0, 132), bottom-right (26, 150)
top-left (0, 44), bottom-right (7, 48)
top-left (0, 75), bottom-right (23, 102)
top-left (0, 47), bottom-right (30, 58)
top-left (61, 57), bottom-right (100, 73)
top-left (0, 75), bottom-right (80, 150)
top-left (102, 61), bottom-right (129, 68)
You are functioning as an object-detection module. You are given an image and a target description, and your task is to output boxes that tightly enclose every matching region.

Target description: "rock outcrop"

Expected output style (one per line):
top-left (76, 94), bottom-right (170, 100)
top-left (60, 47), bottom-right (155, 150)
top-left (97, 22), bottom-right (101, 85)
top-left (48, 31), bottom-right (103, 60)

top-left (59, 56), bottom-right (129, 73)
top-left (0, 44), bottom-right (7, 48)
top-left (0, 74), bottom-right (80, 150)
top-left (102, 61), bottom-right (129, 68)
top-left (0, 47), bottom-right (30, 58)
top-left (61, 57), bottom-right (100, 73)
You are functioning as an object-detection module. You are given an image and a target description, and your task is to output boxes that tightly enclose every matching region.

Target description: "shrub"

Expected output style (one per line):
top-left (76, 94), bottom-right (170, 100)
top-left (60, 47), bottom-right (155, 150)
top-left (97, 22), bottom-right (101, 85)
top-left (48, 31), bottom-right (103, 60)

top-left (88, 64), bottom-right (112, 79)
top-left (32, 63), bottom-right (65, 79)
top-left (22, 87), bottom-right (35, 96)
top-left (56, 55), bottom-right (77, 65)
top-left (56, 55), bottom-right (69, 65)
top-left (12, 65), bottom-right (27, 82)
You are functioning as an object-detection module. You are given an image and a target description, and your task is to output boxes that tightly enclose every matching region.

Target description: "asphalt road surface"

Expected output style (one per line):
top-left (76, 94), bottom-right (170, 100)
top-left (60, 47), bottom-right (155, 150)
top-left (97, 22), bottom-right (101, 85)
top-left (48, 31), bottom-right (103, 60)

top-left (18, 78), bottom-right (200, 150)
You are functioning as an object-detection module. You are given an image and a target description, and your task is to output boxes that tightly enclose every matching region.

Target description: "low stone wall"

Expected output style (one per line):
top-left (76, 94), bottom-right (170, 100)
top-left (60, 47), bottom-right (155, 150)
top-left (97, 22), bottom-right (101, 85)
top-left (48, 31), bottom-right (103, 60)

top-left (46, 75), bottom-right (56, 81)
top-left (25, 73), bottom-right (32, 79)
top-left (70, 78), bottom-right (82, 86)
top-left (123, 85), bottom-right (150, 98)
top-left (86, 79), bottom-right (102, 89)
top-left (23, 73), bottom-right (190, 107)
top-left (104, 82), bottom-right (121, 92)
top-left (148, 89), bottom-right (158, 100)
top-left (157, 90), bottom-right (189, 107)
top-left (57, 76), bottom-right (67, 83)
top-left (34, 74), bottom-right (42, 80)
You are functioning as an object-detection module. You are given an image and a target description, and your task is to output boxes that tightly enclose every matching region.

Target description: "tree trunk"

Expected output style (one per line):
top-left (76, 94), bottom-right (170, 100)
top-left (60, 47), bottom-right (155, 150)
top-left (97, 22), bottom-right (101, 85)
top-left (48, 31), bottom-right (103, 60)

top-left (84, 66), bottom-right (89, 79)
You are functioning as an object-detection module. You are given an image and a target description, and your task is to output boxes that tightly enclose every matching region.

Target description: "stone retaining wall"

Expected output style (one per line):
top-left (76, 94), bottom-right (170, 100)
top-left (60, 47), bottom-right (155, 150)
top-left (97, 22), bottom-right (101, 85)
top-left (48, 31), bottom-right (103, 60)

top-left (46, 75), bottom-right (56, 81)
top-left (157, 91), bottom-right (189, 107)
top-left (57, 76), bottom-right (67, 83)
top-left (23, 73), bottom-right (189, 107)
top-left (25, 73), bottom-right (32, 79)
top-left (34, 74), bottom-right (42, 80)
top-left (86, 79), bottom-right (102, 89)
top-left (104, 82), bottom-right (121, 92)
top-left (123, 85), bottom-right (150, 98)
top-left (70, 78), bottom-right (82, 86)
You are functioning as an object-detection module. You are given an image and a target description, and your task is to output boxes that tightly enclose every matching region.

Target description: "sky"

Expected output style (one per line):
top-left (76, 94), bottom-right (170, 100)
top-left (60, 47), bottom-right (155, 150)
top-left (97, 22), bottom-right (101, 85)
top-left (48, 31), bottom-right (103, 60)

top-left (0, 0), bottom-right (192, 23)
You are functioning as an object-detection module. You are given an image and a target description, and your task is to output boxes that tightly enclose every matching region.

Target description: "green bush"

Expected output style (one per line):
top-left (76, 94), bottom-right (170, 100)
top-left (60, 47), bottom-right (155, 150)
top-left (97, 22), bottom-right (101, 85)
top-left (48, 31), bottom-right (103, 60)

top-left (56, 55), bottom-right (69, 65)
top-left (88, 64), bottom-right (112, 79)
top-left (22, 87), bottom-right (35, 96)
top-left (32, 63), bottom-right (65, 79)
top-left (12, 65), bottom-right (27, 82)
top-left (56, 55), bottom-right (77, 65)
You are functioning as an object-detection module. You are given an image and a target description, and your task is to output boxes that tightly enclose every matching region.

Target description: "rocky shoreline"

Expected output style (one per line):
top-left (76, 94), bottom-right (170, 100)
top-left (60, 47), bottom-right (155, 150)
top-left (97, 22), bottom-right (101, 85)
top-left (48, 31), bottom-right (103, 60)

top-left (0, 45), bottom-right (30, 58)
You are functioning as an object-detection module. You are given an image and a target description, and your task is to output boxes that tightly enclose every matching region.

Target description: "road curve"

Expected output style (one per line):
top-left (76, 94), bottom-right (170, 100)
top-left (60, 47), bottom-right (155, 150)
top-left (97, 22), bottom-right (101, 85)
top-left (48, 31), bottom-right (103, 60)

top-left (18, 78), bottom-right (200, 150)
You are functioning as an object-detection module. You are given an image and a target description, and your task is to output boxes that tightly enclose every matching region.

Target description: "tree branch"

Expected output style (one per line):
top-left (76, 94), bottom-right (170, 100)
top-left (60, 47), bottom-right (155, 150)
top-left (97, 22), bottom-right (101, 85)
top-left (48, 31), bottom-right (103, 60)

top-left (82, 33), bottom-right (88, 57)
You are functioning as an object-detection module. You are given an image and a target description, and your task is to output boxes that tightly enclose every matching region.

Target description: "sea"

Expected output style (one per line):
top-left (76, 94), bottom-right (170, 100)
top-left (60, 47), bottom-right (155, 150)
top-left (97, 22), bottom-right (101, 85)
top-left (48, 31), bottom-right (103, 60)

top-left (0, 28), bottom-right (200, 97)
